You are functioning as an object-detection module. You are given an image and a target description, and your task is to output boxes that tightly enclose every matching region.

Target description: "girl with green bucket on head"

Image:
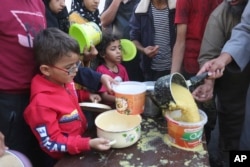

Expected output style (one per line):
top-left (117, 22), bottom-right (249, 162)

top-left (69, 0), bottom-right (101, 69)
top-left (70, 0), bottom-right (101, 27)
top-left (68, 0), bottom-right (101, 100)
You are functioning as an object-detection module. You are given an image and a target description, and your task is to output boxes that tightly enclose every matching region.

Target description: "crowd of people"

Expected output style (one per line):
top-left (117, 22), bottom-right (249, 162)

top-left (1, 0), bottom-right (250, 167)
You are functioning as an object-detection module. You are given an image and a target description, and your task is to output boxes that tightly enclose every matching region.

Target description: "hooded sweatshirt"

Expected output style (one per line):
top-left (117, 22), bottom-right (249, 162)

top-left (24, 74), bottom-right (90, 159)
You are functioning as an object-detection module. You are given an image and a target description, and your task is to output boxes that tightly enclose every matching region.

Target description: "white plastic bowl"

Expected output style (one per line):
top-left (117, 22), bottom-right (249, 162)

top-left (0, 150), bottom-right (32, 167)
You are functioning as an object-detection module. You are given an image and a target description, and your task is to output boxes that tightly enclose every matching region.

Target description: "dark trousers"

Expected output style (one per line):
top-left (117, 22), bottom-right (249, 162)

top-left (209, 65), bottom-right (250, 167)
top-left (0, 92), bottom-right (56, 167)
top-left (240, 86), bottom-right (250, 150)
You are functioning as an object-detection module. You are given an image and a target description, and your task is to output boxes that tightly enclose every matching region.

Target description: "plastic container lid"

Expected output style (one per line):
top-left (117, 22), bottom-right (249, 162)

top-left (120, 39), bottom-right (137, 61)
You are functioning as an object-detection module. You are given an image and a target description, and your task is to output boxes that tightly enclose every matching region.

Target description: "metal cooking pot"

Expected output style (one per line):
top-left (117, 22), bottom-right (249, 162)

top-left (142, 81), bottom-right (161, 117)
top-left (154, 72), bottom-right (208, 109)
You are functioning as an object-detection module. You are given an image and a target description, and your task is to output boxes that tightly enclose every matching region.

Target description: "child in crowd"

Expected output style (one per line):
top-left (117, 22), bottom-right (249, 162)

top-left (70, 0), bottom-right (101, 27)
top-left (69, 0), bottom-right (100, 68)
top-left (43, 0), bottom-right (70, 33)
top-left (24, 28), bottom-right (112, 164)
top-left (101, 0), bottom-right (144, 82)
top-left (96, 33), bottom-right (129, 108)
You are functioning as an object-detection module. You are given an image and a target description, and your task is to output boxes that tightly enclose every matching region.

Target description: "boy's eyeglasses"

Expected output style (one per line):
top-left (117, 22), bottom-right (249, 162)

top-left (52, 61), bottom-right (82, 75)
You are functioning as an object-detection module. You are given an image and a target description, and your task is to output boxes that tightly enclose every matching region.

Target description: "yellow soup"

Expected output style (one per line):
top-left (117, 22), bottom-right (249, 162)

top-left (170, 83), bottom-right (200, 123)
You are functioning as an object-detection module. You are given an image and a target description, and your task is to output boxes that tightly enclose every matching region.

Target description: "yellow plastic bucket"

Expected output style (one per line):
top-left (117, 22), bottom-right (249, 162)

top-left (165, 109), bottom-right (207, 149)
top-left (69, 22), bottom-right (102, 53)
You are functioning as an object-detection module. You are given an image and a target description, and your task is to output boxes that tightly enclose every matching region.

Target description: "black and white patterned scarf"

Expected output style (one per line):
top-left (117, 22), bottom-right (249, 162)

top-left (70, 0), bottom-right (101, 27)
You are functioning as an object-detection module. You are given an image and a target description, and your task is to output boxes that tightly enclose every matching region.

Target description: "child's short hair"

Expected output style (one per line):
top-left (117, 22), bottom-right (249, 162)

top-left (96, 32), bottom-right (121, 58)
top-left (33, 27), bottom-right (80, 66)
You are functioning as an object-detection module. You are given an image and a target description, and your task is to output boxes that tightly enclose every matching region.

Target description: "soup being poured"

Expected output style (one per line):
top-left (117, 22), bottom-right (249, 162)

top-left (169, 83), bottom-right (200, 123)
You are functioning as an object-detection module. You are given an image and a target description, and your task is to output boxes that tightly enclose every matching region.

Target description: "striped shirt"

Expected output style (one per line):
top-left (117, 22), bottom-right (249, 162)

top-left (151, 4), bottom-right (172, 71)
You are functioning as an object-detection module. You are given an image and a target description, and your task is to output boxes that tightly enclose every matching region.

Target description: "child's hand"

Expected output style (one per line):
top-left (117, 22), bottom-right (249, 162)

top-left (143, 45), bottom-right (159, 58)
top-left (192, 79), bottom-right (215, 102)
top-left (82, 45), bottom-right (98, 62)
top-left (0, 132), bottom-right (8, 157)
top-left (100, 74), bottom-right (117, 94)
top-left (89, 93), bottom-right (101, 103)
top-left (89, 138), bottom-right (112, 151)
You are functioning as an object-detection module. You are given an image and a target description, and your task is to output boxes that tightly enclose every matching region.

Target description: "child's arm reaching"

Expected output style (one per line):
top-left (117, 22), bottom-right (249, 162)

top-left (99, 92), bottom-right (115, 104)
top-left (89, 93), bottom-right (101, 103)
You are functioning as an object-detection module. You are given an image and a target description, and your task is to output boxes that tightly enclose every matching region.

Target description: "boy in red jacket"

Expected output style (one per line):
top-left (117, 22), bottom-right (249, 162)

top-left (24, 28), bottom-right (111, 164)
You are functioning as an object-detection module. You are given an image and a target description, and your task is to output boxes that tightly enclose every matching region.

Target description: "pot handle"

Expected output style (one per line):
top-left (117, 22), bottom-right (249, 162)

top-left (148, 93), bottom-right (162, 108)
top-left (186, 72), bottom-right (209, 87)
